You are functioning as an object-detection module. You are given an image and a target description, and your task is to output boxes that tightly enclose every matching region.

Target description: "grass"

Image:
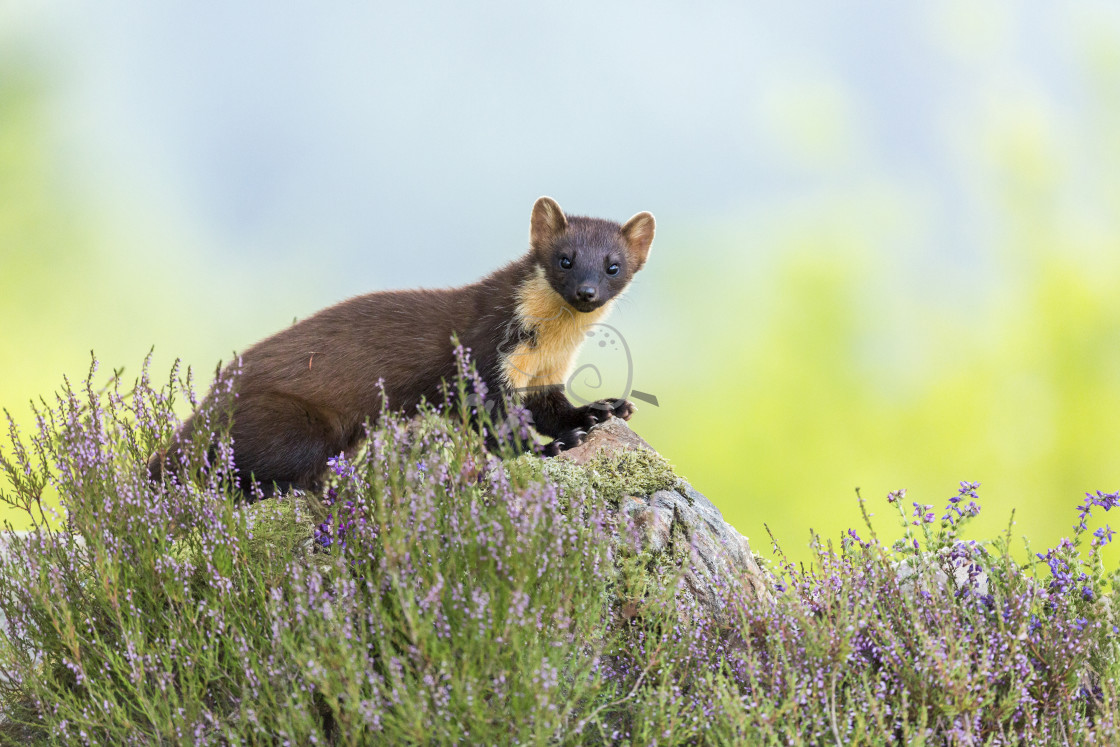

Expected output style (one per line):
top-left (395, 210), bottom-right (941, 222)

top-left (0, 354), bottom-right (1118, 745)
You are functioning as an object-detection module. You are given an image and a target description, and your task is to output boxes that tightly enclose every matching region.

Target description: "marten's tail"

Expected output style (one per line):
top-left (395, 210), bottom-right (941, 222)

top-left (146, 413), bottom-right (200, 486)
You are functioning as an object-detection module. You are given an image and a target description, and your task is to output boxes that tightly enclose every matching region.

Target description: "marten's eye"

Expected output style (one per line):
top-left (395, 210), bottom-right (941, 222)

top-left (559, 256), bottom-right (573, 270)
top-left (606, 263), bottom-right (620, 276)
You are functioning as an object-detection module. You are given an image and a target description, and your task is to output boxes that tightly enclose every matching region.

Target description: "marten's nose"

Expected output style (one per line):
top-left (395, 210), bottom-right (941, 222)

top-left (576, 285), bottom-right (597, 302)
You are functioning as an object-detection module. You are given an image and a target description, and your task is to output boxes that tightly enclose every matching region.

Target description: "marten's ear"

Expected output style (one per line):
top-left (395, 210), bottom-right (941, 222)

top-left (530, 197), bottom-right (568, 254)
top-left (620, 211), bottom-right (655, 271)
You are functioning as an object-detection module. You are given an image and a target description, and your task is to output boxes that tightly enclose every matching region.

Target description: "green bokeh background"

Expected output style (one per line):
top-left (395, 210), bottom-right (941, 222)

top-left (3, 5), bottom-right (1120, 567)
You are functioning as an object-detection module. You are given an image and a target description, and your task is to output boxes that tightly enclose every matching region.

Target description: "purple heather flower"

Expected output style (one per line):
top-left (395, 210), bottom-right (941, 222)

top-left (7, 349), bottom-right (1120, 743)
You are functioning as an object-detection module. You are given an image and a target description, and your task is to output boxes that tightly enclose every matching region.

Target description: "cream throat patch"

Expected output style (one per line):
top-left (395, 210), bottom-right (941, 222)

top-left (500, 266), bottom-right (613, 395)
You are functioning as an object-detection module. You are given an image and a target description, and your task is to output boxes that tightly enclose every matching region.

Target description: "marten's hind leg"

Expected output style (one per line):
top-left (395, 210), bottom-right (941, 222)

top-left (229, 393), bottom-right (358, 496)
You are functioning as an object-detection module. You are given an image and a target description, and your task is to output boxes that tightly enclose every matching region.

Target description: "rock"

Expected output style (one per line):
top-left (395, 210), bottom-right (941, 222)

top-left (557, 418), bottom-right (773, 622)
top-left (557, 416), bottom-right (658, 465)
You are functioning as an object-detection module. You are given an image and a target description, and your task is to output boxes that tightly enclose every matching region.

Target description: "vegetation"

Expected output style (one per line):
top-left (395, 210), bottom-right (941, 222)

top-left (1, 356), bottom-right (1119, 745)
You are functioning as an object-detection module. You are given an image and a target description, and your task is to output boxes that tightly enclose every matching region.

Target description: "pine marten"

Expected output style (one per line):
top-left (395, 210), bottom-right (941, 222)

top-left (148, 197), bottom-right (655, 495)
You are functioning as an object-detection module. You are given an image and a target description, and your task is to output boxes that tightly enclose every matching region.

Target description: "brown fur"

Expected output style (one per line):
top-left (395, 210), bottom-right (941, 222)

top-left (149, 197), bottom-right (655, 495)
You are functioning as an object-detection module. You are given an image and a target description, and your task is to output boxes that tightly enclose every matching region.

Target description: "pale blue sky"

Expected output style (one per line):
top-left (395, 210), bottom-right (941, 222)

top-left (9, 1), bottom-right (1114, 298)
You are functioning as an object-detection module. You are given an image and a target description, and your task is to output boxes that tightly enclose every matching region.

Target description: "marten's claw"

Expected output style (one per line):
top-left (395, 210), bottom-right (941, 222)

top-left (611, 399), bottom-right (636, 421)
top-left (583, 398), bottom-right (635, 427)
top-left (545, 427), bottom-right (588, 456)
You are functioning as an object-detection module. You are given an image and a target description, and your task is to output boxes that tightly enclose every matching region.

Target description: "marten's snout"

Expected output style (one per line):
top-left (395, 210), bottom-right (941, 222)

top-left (576, 285), bottom-right (598, 303)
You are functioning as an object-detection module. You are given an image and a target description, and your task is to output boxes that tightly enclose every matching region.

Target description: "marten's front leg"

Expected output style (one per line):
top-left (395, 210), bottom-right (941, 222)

top-left (523, 387), bottom-right (635, 456)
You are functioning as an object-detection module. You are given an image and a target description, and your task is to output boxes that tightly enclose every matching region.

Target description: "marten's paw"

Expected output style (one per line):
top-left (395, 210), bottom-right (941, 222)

top-left (581, 398), bottom-right (636, 427)
top-left (544, 428), bottom-right (588, 456)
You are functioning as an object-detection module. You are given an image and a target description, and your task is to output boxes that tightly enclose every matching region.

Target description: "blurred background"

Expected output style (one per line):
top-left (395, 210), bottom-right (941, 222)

top-left (3, 2), bottom-right (1120, 565)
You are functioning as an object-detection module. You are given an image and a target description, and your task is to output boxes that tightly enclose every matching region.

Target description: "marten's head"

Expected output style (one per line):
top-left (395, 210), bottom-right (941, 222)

top-left (529, 197), bottom-right (655, 313)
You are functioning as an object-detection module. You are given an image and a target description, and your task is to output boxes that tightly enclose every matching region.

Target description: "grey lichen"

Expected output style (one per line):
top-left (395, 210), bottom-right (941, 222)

top-left (170, 493), bottom-right (337, 588)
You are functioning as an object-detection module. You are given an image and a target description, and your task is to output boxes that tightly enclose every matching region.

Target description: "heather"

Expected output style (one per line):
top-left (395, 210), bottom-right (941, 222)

top-left (0, 359), bottom-right (1119, 745)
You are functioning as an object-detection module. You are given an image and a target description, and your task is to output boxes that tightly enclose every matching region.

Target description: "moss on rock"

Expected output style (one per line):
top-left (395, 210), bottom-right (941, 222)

top-left (507, 447), bottom-right (678, 505)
